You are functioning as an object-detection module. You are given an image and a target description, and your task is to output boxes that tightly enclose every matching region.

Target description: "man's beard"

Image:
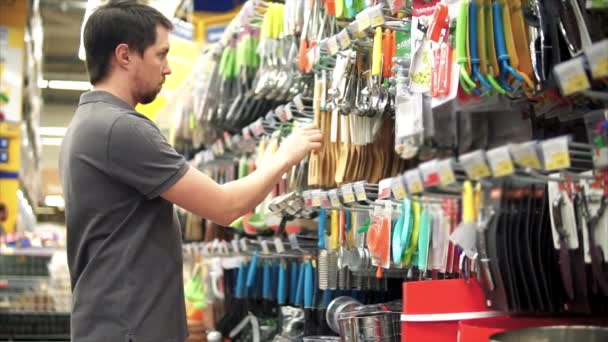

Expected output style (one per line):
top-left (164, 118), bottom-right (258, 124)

top-left (138, 87), bottom-right (161, 105)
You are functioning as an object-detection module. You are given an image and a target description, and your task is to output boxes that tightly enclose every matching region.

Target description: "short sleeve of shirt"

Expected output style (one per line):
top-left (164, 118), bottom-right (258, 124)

top-left (107, 114), bottom-right (189, 199)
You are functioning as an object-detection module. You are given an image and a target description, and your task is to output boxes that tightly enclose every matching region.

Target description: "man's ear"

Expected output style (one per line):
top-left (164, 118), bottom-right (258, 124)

top-left (114, 43), bottom-right (131, 68)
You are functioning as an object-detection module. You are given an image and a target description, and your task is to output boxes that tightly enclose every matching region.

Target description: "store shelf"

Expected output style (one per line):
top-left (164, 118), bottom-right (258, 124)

top-left (0, 276), bottom-right (48, 290)
top-left (0, 247), bottom-right (59, 258)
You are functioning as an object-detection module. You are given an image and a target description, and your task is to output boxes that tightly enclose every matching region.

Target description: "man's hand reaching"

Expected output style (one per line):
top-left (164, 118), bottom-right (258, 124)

top-left (275, 124), bottom-right (323, 169)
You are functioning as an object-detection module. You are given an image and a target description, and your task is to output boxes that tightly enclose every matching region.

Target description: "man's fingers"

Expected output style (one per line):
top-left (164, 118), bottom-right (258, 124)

top-left (309, 142), bottom-right (322, 152)
top-left (299, 123), bottom-right (319, 132)
top-left (301, 128), bottom-right (322, 136)
top-left (308, 133), bottom-right (323, 142)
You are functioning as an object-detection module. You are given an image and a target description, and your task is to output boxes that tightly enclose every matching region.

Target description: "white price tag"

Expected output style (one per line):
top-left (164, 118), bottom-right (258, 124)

top-left (341, 184), bottom-right (356, 203)
top-left (355, 10), bottom-right (371, 32)
top-left (437, 159), bottom-right (456, 186)
top-left (541, 136), bottom-right (571, 171)
top-left (328, 189), bottom-right (341, 207)
top-left (250, 118), bottom-right (265, 137)
top-left (419, 160), bottom-right (440, 187)
top-left (553, 57), bottom-right (591, 95)
top-left (378, 177), bottom-right (393, 199)
top-left (284, 103), bottom-right (293, 121)
top-left (460, 150), bottom-right (492, 179)
top-left (353, 181), bottom-right (367, 201)
top-left (405, 169), bottom-right (424, 194)
top-left (391, 176), bottom-right (407, 200)
top-left (242, 126), bottom-right (252, 140)
top-left (593, 147), bottom-right (608, 169)
top-left (311, 190), bottom-right (322, 207)
top-left (302, 191), bottom-right (313, 207)
top-left (584, 39), bottom-right (608, 79)
top-left (275, 105), bottom-right (287, 122)
top-left (487, 146), bottom-right (515, 177)
top-left (274, 237), bottom-right (286, 254)
top-left (368, 4), bottom-right (386, 27)
top-left (293, 94), bottom-right (305, 112)
top-left (511, 141), bottom-right (542, 170)
top-left (337, 29), bottom-right (352, 49)
top-left (326, 36), bottom-right (340, 56)
top-left (320, 191), bottom-right (331, 208)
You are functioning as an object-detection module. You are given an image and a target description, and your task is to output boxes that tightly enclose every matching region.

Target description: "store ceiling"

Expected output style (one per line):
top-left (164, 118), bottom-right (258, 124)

top-left (40, 0), bottom-right (89, 104)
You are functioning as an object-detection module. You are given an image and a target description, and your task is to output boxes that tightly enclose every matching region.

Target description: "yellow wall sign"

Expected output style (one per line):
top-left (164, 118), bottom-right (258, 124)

top-left (0, 122), bottom-right (21, 234)
top-left (0, 0), bottom-right (27, 123)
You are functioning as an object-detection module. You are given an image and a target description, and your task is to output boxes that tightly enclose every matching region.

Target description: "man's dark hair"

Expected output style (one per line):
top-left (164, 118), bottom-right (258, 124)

top-left (83, 0), bottom-right (173, 84)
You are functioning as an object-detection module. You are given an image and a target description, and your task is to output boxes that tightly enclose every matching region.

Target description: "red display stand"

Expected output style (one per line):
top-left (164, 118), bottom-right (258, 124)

top-left (401, 279), bottom-right (504, 342)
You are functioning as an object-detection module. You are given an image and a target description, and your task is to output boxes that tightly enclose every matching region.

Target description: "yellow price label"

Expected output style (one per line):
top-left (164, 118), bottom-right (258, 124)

top-left (593, 58), bottom-right (608, 79)
top-left (394, 187), bottom-right (406, 200)
top-left (469, 164), bottom-right (491, 179)
top-left (312, 197), bottom-right (321, 207)
top-left (562, 73), bottom-right (590, 95)
top-left (355, 191), bottom-right (366, 201)
top-left (493, 160), bottom-right (515, 177)
top-left (545, 151), bottom-right (571, 171)
top-left (356, 14), bottom-right (371, 32)
top-left (440, 172), bottom-right (455, 186)
top-left (516, 155), bottom-right (542, 169)
top-left (343, 192), bottom-right (355, 203)
top-left (371, 15), bottom-right (385, 28)
top-left (410, 181), bottom-right (423, 194)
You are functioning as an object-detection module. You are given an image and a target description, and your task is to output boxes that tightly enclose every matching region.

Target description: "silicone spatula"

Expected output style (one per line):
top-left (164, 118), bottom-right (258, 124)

top-left (318, 207), bottom-right (327, 249)
top-left (484, 0), bottom-right (500, 77)
top-left (418, 205), bottom-right (432, 272)
top-left (492, 0), bottom-right (524, 93)
top-left (499, 0), bottom-right (535, 90)
top-left (456, 1), bottom-right (479, 94)
top-left (246, 254), bottom-right (259, 288)
top-left (336, 0), bottom-right (344, 18)
top-left (294, 262), bottom-right (305, 306)
top-left (480, 0), bottom-right (506, 94)
top-left (392, 200), bottom-right (406, 264)
top-left (372, 27), bottom-right (383, 77)
top-left (400, 198), bottom-right (414, 264)
top-left (289, 261), bottom-right (299, 304)
top-left (235, 262), bottom-right (247, 298)
top-left (331, 210), bottom-right (340, 250)
top-left (508, 0), bottom-right (534, 83)
top-left (262, 260), bottom-right (271, 299)
top-left (469, 1), bottom-right (493, 92)
top-left (277, 262), bottom-right (287, 305)
top-left (304, 261), bottom-right (314, 308)
top-left (404, 201), bottom-right (421, 266)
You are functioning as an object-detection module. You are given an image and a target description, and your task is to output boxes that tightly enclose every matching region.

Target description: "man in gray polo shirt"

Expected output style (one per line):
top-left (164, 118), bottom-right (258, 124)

top-left (59, 2), bottom-right (322, 341)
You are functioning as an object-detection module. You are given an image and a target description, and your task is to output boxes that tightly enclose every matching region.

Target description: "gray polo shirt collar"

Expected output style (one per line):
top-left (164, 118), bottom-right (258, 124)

top-left (79, 90), bottom-right (134, 111)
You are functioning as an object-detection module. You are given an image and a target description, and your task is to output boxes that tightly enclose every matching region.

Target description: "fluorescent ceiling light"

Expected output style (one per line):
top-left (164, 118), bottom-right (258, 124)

top-left (44, 195), bottom-right (65, 209)
top-left (38, 79), bottom-right (91, 91)
top-left (41, 137), bottom-right (63, 146)
top-left (47, 80), bottom-right (91, 91)
top-left (39, 127), bottom-right (67, 137)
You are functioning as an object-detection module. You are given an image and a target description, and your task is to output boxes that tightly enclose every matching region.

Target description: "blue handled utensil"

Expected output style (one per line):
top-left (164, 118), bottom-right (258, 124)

top-left (295, 262), bottom-right (305, 306)
top-left (493, 0), bottom-right (524, 93)
top-left (304, 261), bottom-right (314, 308)
top-left (289, 261), bottom-right (299, 304)
top-left (246, 254), bottom-right (259, 288)
top-left (318, 207), bottom-right (327, 249)
top-left (278, 262), bottom-right (287, 305)
top-left (469, 1), bottom-right (493, 93)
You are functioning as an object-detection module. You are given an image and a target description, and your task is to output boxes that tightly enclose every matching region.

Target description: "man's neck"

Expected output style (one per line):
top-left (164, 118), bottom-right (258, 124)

top-left (93, 80), bottom-right (137, 108)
